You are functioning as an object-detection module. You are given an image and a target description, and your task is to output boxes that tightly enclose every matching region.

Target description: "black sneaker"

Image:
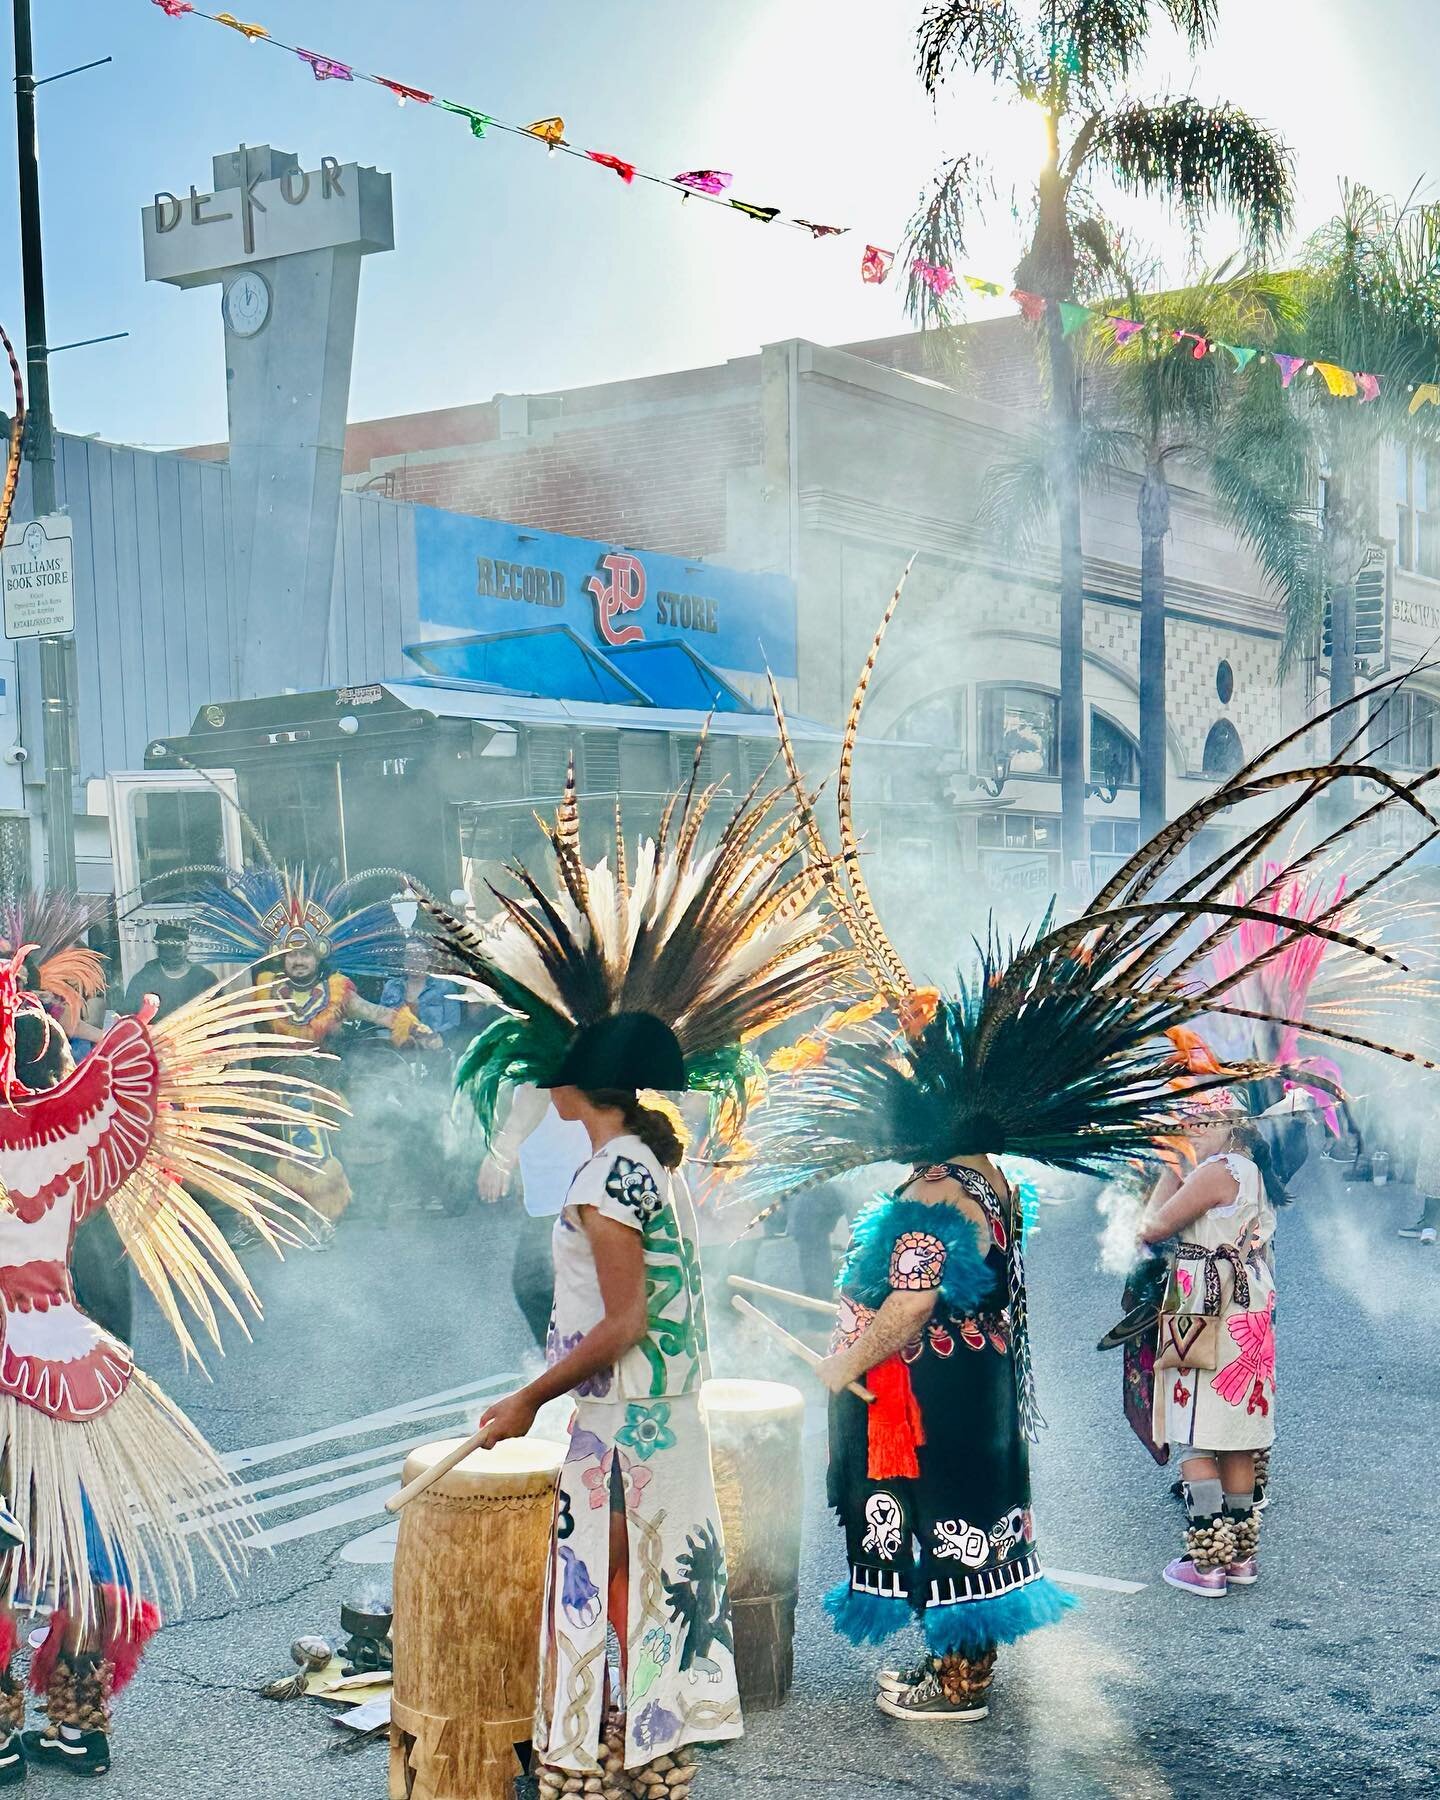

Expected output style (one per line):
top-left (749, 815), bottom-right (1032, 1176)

top-left (20, 1730), bottom-right (109, 1777)
top-left (875, 1668), bottom-right (989, 1723)
top-left (0, 1730), bottom-right (25, 1786)
top-left (1398, 1199), bottom-right (1440, 1242)
top-left (875, 1659), bottom-right (927, 1696)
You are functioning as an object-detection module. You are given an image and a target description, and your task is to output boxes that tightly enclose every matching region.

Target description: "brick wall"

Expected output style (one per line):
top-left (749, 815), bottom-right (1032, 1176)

top-left (376, 401), bottom-right (762, 559)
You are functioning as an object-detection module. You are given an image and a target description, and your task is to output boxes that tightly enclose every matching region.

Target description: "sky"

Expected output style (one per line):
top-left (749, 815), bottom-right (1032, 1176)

top-left (1, 0), bottom-right (1438, 450)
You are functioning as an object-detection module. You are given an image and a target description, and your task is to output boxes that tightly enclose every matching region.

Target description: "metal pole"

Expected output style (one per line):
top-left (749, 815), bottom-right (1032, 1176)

top-left (12, 0), bottom-right (76, 891)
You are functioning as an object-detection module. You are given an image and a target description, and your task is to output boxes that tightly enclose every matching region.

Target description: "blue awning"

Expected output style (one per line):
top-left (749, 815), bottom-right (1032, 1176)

top-left (606, 641), bottom-right (756, 713)
top-left (405, 626), bottom-right (651, 706)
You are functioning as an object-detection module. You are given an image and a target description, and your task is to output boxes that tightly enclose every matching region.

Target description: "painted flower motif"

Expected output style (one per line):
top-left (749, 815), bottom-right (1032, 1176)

top-left (1175, 1267), bottom-right (1194, 1298)
top-left (928, 1320), bottom-right (955, 1358)
top-left (582, 1447), bottom-right (653, 1513)
top-left (606, 1156), bottom-right (664, 1225)
top-left (617, 1402), bottom-right (676, 1463)
top-left (960, 1319), bottom-right (987, 1351)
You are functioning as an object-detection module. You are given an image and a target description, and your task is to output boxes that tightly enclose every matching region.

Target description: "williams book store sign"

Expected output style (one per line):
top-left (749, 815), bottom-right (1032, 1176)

top-left (414, 509), bottom-right (797, 683)
top-left (2, 516), bottom-right (74, 641)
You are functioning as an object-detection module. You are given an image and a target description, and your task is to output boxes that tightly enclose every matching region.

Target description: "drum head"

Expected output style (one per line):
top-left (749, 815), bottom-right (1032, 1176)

top-left (400, 1435), bottom-right (566, 1500)
top-left (701, 1377), bottom-right (805, 1422)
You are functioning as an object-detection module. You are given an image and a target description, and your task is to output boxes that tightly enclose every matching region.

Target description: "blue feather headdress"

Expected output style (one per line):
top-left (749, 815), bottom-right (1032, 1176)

top-left (188, 866), bottom-right (416, 980)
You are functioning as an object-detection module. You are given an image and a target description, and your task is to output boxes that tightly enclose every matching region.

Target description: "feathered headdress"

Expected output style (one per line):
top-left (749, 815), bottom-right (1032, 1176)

top-left (188, 866), bottom-right (416, 977)
top-left (738, 566), bottom-right (1440, 1217)
top-left (0, 889), bottom-right (109, 1030)
top-left (424, 749), bottom-right (861, 1138)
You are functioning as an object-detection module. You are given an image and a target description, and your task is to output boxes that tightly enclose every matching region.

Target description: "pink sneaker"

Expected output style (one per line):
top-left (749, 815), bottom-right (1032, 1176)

top-left (1163, 1557), bottom-right (1228, 1597)
top-left (1225, 1556), bottom-right (1259, 1586)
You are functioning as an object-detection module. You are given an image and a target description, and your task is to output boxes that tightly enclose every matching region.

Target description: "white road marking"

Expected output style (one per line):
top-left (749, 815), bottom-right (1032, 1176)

top-left (248, 1486), bottom-right (402, 1551)
top-left (218, 1374), bottom-right (522, 1471)
top-left (193, 1373), bottom-right (524, 1551)
top-left (1047, 1566), bottom-right (1148, 1595)
top-left (340, 1521), bottom-right (399, 1566)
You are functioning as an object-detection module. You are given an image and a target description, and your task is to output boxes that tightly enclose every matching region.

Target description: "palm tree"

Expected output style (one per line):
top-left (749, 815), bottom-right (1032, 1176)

top-left (977, 270), bottom-right (1321, 836)
top-left (1237, 186), bottom-right (1440, 753)
top-left (906, 1), bottom-right (1294, 884)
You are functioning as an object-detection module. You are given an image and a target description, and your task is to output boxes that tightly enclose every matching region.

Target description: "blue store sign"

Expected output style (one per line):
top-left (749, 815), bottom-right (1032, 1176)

top-left (413, 508), bottom-right (797, 681)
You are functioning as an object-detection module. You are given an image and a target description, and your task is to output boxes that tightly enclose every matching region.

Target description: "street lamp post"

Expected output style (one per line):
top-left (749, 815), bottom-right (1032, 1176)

top-left (11, 0), bottom-right (77, 892)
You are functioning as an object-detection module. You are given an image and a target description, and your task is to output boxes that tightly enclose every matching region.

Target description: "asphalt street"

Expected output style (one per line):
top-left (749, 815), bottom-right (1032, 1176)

top-left (79, 1154), bottom-right (1440, 1800)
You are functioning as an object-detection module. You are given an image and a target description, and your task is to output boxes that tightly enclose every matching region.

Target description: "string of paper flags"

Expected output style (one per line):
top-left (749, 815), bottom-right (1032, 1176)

top-left (147, 0), bottom-right (1440, 415)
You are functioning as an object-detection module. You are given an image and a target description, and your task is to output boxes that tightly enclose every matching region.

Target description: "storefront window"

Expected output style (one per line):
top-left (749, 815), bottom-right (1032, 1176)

top-left (979, 685), bottom-right (1058, 777)
top-left (1375, 691), bottom-right (1438, 771)
top-left (1397, 446), bottom-right (1440, 578)
top-left (1089, 820), bottom-right (1140, 855)
top-left (892, 690), bottom-right (966, 802)
top-left (977, 811), bottom-right (1058, 851)
top-left (1089, 712), bottom-right (1139, 787)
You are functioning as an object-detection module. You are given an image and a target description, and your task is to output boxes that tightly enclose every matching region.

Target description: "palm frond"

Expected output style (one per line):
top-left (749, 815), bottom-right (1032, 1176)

top-left (1160, 0), bottom-right (1220, 52)
top-left (1095, 98), bottom-right (1293, 254)
top-left (917, 1), bottom-right (1030, 95)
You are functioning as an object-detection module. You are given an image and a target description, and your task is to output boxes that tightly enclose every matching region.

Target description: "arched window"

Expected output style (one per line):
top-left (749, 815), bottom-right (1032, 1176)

top-left (1202, 719), bottom-right (1244, 778)
top-left (1089, 711), bottom-right (1139, 787)
top-left (979, 685), bottom-right (1058, 777)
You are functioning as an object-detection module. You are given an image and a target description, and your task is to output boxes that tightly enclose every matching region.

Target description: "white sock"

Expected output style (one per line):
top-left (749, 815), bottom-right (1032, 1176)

top-left (59, 1724), bottom-right (82, 1742)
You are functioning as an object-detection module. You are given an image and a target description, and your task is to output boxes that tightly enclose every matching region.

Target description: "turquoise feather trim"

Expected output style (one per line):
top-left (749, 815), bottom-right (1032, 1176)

top-left (923, 1576), bottom-right (1077, 1658)
top-left (838, 1193), bottom-right (997, 1315)
top-left (453, 1010), bottom-right (571, 1143)
top-left (823, 1578), bottom-right (913, 1646)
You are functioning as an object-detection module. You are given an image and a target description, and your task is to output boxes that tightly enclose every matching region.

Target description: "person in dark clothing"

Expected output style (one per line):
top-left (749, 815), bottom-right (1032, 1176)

top-left (121, 921), bottom-right (215, 1020)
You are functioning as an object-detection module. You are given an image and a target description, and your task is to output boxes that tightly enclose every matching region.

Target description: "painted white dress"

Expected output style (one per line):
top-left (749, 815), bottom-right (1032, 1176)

top-left (1154, 1152), bottom-right (1277, 1454)
top-left (535, 1134), bottom-right (743, 1774)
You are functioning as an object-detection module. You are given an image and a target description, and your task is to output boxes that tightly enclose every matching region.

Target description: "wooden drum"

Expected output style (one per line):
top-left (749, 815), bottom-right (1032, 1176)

top-left (701, 1377), bottom-right (805, 1712)
top-left (388, 1435), bottom-right (566, 1800)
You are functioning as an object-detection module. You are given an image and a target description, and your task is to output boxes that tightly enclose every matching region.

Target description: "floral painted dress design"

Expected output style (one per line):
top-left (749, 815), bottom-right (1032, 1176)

top-left (535, 1135), bottom-right (740, 1776)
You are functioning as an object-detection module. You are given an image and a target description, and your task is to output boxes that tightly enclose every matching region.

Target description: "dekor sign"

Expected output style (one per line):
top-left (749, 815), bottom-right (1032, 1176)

top-left (141, 147), bottom-right (394, 286)
top-left (151, 157), bottom-right (350, 258)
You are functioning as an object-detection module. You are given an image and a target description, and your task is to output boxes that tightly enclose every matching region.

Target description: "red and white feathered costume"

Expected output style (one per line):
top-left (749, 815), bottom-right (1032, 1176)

top-left (0, 976), bottom-right (333, 1624)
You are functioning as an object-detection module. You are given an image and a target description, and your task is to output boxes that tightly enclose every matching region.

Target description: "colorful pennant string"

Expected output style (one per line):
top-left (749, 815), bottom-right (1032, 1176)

top-left (376, 77), bottom-right (432, 107)
top-left (1312, 361), bottom-right (1357, 398)
top-left (914, 259), bottom-right (957, 298)
top-left (144, 2), bottom-right (1440, 410)
top-left (675, 170), bottom-right (731, 196)
top-left (1058, 300), bottom-right (1091, 336)
top-left (1273, 354), bottom-right (1307, 388)
top-left (214, 11), bottom-right (266, 40)
top-left (297, 47), bottom-right (352, 81)
top-left (589, 151), bottom-right (636, 185)
top-left (438, 100), bottom-right (488, 138)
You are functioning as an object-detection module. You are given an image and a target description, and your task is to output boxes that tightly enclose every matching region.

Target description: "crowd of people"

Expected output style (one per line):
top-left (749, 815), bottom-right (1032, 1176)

top-left (0, 644), bottom-right (1433, 1791)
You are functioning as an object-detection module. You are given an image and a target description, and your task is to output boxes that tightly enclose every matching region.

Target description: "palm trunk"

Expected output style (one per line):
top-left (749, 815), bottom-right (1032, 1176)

top-left (1138, 466), bottom-right (1170, 837)
top-left (1034, 116), bottom-right (1086, 901)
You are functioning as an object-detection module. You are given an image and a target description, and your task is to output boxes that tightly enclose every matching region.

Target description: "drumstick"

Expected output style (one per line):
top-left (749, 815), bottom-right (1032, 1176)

top-left (730, 1294), bottom-right (874, 1404)
top-left (727, 1273), bottom-right (836, 1318)
top-left (384, 1430), bottom-right (487, 1515)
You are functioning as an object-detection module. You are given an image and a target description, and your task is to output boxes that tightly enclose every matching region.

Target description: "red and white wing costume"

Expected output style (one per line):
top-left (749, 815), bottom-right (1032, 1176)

top-left (0, 984), bottom-right (339, 1618)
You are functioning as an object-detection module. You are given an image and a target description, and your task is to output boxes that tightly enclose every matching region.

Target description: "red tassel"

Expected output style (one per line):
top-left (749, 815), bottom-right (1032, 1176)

top-left (28, 1610), bottom-right (66, 1697)
top-left (101, 1587), bottom-right (161, 1696)
top-left (0, 1610), bottom-right (15, 1670)
top-left (866, 1354), bottom-right (926, 1481)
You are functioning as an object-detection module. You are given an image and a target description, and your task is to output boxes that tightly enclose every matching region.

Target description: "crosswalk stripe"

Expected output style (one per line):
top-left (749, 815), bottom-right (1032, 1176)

top-left (219, 1374), bottom-right (522, 1472)
top-left (249, 1485), bottom-right (401, 1551)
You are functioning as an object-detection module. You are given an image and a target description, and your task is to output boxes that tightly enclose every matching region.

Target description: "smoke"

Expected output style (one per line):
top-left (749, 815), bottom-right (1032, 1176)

top-left (1095, 1170), bottom-right (1150, 1277)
